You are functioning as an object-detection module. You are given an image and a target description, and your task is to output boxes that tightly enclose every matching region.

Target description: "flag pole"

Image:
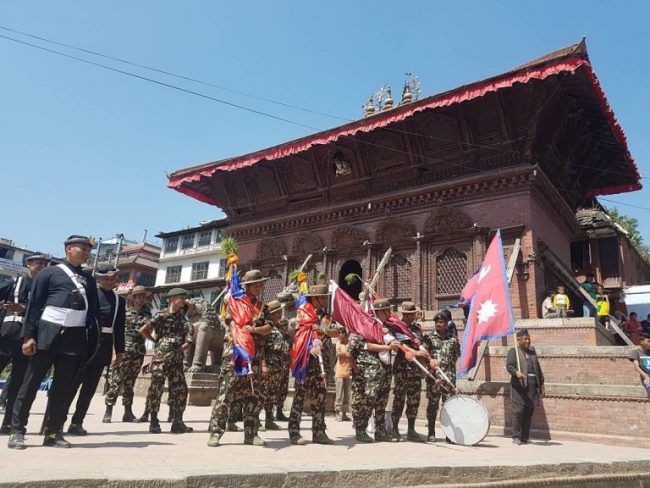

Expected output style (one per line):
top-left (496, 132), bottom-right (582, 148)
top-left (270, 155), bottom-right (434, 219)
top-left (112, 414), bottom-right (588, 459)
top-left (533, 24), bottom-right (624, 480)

top-left (513, 331), bottom-right (522, 374)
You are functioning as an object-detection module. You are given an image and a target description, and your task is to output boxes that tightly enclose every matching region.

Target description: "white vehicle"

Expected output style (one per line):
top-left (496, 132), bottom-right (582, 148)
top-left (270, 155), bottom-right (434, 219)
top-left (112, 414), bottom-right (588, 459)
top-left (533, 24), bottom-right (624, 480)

top-left (622, 285), bottom-right (650, 319)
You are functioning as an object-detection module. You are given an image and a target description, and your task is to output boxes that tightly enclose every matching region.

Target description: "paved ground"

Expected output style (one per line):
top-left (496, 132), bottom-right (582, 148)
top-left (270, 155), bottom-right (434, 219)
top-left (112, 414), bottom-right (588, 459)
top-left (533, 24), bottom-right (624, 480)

top-left (2, 393), bottom-right (650, 487)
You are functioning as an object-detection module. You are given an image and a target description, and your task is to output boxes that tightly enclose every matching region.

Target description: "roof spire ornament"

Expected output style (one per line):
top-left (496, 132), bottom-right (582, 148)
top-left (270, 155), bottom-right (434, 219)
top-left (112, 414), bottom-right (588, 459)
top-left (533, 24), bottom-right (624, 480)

top-left (400, 81), bottom-right (412, 105)
top-left (363, 96), bottom-right (375, 117)
top-left (382, 86), bottom-right (394, 111)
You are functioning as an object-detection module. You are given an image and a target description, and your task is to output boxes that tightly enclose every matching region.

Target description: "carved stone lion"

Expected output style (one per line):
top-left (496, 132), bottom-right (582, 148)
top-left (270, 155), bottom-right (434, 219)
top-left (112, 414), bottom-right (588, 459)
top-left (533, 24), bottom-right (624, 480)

top-left (183, 297), bottom-right (225, 373)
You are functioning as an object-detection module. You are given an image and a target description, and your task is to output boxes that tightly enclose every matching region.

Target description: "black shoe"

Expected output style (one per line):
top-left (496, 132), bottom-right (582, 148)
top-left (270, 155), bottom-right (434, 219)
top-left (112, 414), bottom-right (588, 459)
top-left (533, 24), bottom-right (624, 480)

top-left (276, 410), bottom-right (290, 422)
top-left (102, 405), bottom-right (113, 423)
top-left (355, 431), bottom-right (374, 443)
top-left (312, 431), bottom-right (334, 445)
top-left (8, 432), bottom-right (25, 450)
top-left (512, 437), bottom-right (522, 445)
top-left (43, 432), bottom-right (71, 448)
top-left (67, 423), bottom-right (87, 436)
top-left (0, 424), bottom-right (10, 436)
top-left (139, 411), bottom-right (149, 423)
top-left (427, 431), bottom-right (436, 443)
top-left (149, 418), bottom-right (161, 434)
top-left (170, 421), bottom-right (194, 433)
top-left (122, 405), bottom-right (138, 423)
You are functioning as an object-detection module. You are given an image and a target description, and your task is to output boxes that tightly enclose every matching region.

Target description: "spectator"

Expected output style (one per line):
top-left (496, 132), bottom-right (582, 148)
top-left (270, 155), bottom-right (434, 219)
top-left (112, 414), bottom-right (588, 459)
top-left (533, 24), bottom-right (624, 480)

top-left (441, 309), bottom-right (458, 338)
top-left (628, 332), bottom-right (650, 399)
top-left (334, 327), bottom-right (351, 422)
top-left (552, 286), bottom-right (570, 318)
top-left (542, 290), bottom-right (557, 318)
top-left (626, 312), bottom-right (643, 345)
top-left (580, 273), bottom-right (598, 317)
top-left (595, 286), bottom-right (610, 327)
top-left (642, 314), bottom-right (650, 334)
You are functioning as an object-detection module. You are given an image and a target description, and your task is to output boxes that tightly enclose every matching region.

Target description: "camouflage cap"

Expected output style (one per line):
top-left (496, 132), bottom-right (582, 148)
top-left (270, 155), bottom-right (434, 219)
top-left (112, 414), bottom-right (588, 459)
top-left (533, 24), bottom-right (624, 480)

top-left (167, 287), bottom-right (188, 298)
top-left (267, 300), bottom-right (283, 314)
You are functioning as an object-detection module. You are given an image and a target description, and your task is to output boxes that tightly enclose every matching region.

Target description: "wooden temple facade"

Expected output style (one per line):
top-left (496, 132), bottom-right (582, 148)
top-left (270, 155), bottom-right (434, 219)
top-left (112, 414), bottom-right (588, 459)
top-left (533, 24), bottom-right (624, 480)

top-left (167, 40), bottom-right (641, 318)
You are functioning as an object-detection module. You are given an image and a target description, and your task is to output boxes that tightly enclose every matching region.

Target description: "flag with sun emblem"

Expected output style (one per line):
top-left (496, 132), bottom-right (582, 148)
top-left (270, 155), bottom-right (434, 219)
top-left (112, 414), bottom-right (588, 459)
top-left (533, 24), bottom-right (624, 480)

top-left (457, 230), bottom-right (515, 378)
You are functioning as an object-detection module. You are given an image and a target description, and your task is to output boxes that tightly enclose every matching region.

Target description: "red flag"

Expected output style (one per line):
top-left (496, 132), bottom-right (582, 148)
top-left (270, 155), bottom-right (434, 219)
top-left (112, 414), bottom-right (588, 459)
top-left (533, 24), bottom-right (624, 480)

top-left (457, 230), bottom-right (515, 378)
top-left (330, 281), bottom-right (384, 344)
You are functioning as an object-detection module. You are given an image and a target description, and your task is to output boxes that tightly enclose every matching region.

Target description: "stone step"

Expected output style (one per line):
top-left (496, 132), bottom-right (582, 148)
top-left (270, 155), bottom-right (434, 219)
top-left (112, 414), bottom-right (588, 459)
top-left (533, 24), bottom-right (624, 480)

top-left (454, 318), bottom-right (616, 346)
top-left (456, 380), bottom-right (650, 440)
top-left (473, 345), bottom-right (641, 386)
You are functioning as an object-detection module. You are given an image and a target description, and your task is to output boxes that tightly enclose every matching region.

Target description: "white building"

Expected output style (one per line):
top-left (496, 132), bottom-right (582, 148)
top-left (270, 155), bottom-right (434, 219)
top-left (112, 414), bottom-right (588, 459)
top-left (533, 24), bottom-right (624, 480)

top-left (153, 219), bottom-right (228, 307)
top-left (0, 238), bottom-right (37, 284)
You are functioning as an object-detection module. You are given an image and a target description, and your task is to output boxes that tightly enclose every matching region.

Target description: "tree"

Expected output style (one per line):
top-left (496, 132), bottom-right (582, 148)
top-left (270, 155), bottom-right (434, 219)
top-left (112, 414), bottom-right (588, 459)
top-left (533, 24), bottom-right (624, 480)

top-left (606, 207), bottom-right (650, 262)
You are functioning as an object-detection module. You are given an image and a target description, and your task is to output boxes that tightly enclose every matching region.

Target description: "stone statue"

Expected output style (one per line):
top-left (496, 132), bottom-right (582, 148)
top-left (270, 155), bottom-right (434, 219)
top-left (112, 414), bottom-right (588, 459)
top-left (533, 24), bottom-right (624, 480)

top-left (183, 297), bottom-right (225, 373)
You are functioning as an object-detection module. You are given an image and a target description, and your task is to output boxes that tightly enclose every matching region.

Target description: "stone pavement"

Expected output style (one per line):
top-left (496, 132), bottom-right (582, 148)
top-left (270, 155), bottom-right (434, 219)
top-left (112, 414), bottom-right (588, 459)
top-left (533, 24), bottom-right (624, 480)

top-left (2, 393), bottom-right (650, 487)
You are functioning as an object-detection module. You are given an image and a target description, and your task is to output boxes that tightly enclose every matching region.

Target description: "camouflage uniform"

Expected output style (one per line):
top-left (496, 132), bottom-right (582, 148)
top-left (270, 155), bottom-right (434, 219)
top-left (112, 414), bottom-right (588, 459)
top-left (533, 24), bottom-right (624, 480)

top-left (263, 325), bottom-right (289, 414)
top-left (208, 300), bottom-right (267, 439)
top-left (144, 309), bottom-right (192, 416)
top-left (423, 328), bottom-right (459, 432)
top-left (288, 333), bottom-right (332, 437)
top-left (348, 334), bottom-right (391, 437)
top-left (105, 306), bottom-right (150, 407)
top-left (276, 328), bottom-right (292, 412)
top-left (389, 321), bottom-right (425, 426)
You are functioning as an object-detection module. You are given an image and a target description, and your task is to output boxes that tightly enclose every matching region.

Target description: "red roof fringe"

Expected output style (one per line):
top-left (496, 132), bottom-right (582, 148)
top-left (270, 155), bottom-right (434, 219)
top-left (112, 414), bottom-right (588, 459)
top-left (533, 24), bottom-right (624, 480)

top-left (168, 56), bottom-right (640, 205)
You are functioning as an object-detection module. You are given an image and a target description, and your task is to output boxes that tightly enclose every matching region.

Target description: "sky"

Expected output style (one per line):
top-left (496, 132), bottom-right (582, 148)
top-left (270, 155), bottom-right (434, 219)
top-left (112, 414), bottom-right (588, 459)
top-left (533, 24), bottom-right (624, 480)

top-left (1, 1), bottom-right (649, 255)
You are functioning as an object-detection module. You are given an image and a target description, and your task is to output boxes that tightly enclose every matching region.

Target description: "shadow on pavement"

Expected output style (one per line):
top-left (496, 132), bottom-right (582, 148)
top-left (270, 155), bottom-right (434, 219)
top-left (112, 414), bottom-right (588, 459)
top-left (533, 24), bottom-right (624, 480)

top-left (73, 441), bottom-right (175, 448)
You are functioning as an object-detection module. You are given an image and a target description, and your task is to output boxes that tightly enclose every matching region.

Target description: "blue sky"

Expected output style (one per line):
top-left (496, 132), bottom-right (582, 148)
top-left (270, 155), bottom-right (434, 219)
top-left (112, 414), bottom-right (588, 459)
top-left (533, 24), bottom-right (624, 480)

top-left (1, 1), bottom-right (649, 255)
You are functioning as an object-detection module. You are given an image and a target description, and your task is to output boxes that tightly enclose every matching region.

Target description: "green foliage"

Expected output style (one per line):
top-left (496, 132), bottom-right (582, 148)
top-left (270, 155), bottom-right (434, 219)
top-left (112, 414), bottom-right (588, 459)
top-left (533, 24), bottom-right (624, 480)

top-left (606, 207), bottom-right (650, 262)
top-left (289, 269), bottom-right (302, 282)
top-left (220, 236), bottom-right (238, 256)
top-left (344, 273), bottom-right (362, 285)
top-left (316, 272), bottom-right (327, 284)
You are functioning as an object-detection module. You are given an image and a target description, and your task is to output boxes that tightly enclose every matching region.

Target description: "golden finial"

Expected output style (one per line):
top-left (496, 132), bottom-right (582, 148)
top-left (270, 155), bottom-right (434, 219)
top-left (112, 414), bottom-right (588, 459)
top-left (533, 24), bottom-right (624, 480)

top-left (364, 97), bottom-right (375, 117)
top-left (401, 81), bottom-right (412, 104)
top-left (382, 86), bottom-right (393, 111)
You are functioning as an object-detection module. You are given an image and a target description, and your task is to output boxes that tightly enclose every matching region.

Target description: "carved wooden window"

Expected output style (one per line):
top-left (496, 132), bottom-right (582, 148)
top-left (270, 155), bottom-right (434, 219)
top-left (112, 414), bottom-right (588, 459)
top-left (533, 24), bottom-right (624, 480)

top-left (436, 248), bottom-right (467, 295)
top-left (384, 254), bottom-right (412, 301)
top-left (262, 269), bottom-right (284, 303)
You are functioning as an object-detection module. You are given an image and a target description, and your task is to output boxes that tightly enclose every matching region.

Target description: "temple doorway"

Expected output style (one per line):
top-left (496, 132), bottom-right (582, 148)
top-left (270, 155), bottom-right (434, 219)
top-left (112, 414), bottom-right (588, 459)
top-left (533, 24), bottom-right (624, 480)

top-left (338, 259), bottom-right (363, 300)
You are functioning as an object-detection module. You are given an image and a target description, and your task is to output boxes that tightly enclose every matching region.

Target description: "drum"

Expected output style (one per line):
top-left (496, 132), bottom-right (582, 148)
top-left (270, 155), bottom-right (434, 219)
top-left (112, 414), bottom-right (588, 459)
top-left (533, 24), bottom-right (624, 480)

top-left (439, 394), bottom-right (490, 446)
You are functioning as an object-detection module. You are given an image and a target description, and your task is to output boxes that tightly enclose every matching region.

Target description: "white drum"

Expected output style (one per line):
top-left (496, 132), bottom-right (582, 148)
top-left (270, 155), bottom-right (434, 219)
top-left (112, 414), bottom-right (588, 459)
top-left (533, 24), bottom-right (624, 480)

top-left (440, 394), bottom-right (490, 446)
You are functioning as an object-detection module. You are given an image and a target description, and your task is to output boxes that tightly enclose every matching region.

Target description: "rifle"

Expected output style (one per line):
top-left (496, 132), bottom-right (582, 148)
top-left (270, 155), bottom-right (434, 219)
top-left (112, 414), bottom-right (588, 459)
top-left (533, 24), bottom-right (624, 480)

top-left (360, 247), bottom-right (392, 309)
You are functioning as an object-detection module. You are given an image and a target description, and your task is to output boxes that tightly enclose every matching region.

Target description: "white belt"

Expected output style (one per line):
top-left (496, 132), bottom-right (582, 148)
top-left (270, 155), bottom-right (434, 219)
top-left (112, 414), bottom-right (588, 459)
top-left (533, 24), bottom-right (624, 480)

top-left (3, 315), bottom-right (23, 324)
top-left (101, 327), bottom-right (113, 334)
top-left (41, 306), bottom-right (87, 328)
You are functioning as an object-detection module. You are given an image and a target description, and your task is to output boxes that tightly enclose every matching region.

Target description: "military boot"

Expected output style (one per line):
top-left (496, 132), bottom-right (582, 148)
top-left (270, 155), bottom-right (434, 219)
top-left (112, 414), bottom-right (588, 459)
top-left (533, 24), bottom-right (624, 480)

top-left (355, 429), bottom-right (374, 443)
top-left (122, 405), bottom-right (138, 423)
top-left (312, 430), bottom-right (334, 445)
top-left (244, 434), bottom-right (266, 446)
top-left (407, 418), bottom-right (425, 442)
top-left (276, 407), bottom-right (289, 422)
top-left (170, 412), bottom-right (194, 434)
top-left (391, 425), bottom-right (401, 442)
top-left (207, 432), bottom-right (223, 447)
top-left (149, 414), bottom-right (162, 434)
top-left (374, 431), bottom-right (393, 443)
top-left (289, 433), bottom-right (307, 445)
top-left (8, 432), bottom-right (25, 449)
top-left (139, 410), bottom-right (149, 423)
top-left (67, 423), bottom-right (87, 436)
top-left (227, 422), bottom-right (242, 432)
top-left (43, 432), bottom-right (71, 448)
top-left (102, 405), bottom-right (113, 423)
top-left (264, 410), bottom-right (281, 430)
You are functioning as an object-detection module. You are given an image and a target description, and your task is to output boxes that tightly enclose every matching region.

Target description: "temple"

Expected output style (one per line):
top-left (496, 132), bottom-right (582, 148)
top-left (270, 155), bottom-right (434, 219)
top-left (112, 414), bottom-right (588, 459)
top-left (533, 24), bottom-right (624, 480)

top-left (166, 39), bottom-right (643, 317)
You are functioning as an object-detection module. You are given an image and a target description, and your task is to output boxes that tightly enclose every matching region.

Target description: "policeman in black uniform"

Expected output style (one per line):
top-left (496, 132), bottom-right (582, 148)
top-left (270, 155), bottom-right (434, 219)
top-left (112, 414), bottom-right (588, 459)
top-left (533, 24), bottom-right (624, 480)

top-left (0, 253), bottom-right (50, 434)
top-left (8, 235), bottom-right (100, 450)
top-left (66, 265), bottom-right (125, 436)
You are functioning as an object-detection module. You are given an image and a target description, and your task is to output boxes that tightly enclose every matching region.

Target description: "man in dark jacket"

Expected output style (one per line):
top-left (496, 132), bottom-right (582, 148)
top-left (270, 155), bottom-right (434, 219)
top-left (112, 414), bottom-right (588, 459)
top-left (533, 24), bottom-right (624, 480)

top-left (506, 329), bottom-right (545, 445)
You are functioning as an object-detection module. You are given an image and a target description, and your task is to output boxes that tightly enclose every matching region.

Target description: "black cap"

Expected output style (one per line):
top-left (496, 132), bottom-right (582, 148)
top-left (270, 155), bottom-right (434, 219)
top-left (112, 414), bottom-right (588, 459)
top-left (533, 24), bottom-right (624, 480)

top-left (25, 253), bottom-right (49, 263)
top-left (516, 329), bottom-right (530, 337)
top-left (433, 312), bottom-right (447, 322)
top-left (95, 265), bottom-right (118, 277)
top-left (64, 235), bottom-right (92, 246)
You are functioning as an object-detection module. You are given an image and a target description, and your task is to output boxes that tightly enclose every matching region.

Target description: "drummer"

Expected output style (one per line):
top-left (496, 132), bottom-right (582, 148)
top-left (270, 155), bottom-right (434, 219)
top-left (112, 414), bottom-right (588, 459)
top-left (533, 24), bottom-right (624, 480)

top-left (423, 312), bottom-right (459, 443)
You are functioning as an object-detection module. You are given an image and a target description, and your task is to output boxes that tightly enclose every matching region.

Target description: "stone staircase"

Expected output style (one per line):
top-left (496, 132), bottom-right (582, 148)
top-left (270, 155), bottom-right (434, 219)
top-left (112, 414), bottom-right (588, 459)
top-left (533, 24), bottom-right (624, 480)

top-left (453, 317), bottom-right (650, 446)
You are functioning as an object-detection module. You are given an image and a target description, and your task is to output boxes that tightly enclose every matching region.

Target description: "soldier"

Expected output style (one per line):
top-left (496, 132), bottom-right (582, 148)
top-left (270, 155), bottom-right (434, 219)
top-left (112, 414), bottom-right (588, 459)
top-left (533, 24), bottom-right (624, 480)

top-left (0, 253), bottom-right (49, 434)
top-left (389, 301), bottom-right (427, 442)
top-left (66, 265), bottom-right (126, 435)
top-left (139, 288), bottom-right (193, 434)
top-left (275, 317), bottom-right (293, 421)
top-left (288, 284), bottom-right (339, 446)
top-left (349, 298), bottom-right (400, 443)
top-left (507, 329), bottom-right (545, 445)
top-left (423, 312), bottom-right (459, 443)
top-left (260, 300), bottom-right (286, 431)
top-left (103, 285), bottom-right (151, 423)
top-left (207, 269), bottom-right (270, 447)
top-left (9, 235), bottom-right (100, 450)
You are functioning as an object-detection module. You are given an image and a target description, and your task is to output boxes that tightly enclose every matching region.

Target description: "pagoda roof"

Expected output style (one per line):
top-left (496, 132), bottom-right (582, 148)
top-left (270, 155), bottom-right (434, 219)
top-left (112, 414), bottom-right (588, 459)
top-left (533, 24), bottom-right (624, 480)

top-left (167, 40), bottom-right (641, 207)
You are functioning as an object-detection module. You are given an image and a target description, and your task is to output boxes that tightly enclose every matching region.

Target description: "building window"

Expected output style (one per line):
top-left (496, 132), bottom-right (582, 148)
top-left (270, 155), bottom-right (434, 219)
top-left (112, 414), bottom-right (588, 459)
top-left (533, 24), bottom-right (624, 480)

top-left (164, 237), bottom-right (179, 253)
top-left (0, 248), bottom-right (15, 260)
top-left (219, 258), bottom-right (227, 277)
top-left (117, 272), bottom-right (130, 283)
top-left (181, 234), bottom-right (195, 249)
top-left (215, 229), bottom-right (224, 243)
top-left (191, 261), bottom-right (209, 281)
top-left (197, 231), bottom-right (212, 247)
top-left (436, 248), bottom-right (468, 295)
top-left (136, 273), bottom-right (156, 287)
top-left (165, 265), bottom-right (182, 284)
